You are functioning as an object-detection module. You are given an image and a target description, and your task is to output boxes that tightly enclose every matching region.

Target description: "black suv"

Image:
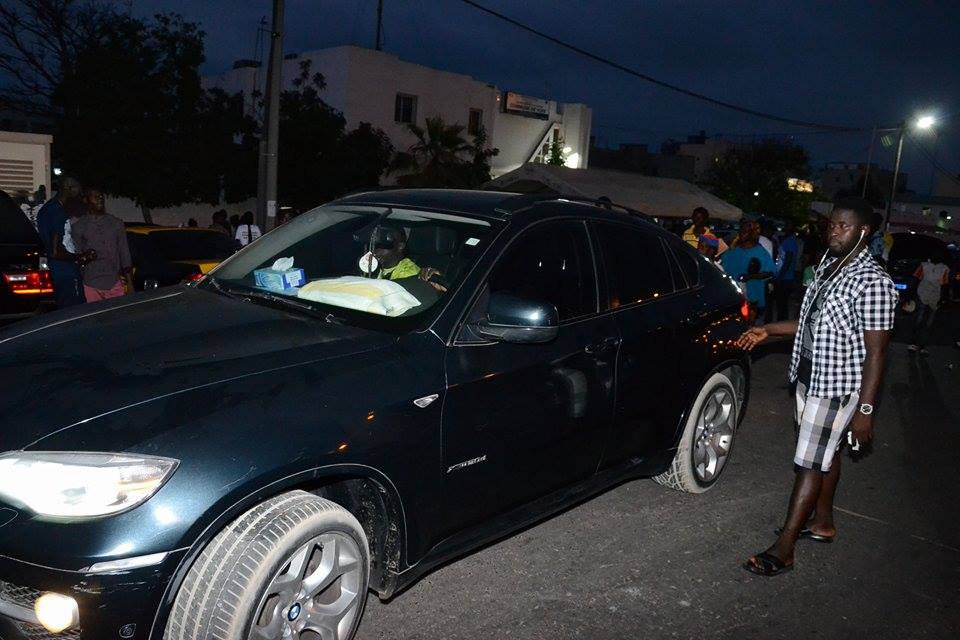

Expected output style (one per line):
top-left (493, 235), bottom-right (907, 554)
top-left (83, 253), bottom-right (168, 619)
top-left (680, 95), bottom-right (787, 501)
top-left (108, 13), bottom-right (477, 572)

top-left (0, 190), bottom-right (749, 640)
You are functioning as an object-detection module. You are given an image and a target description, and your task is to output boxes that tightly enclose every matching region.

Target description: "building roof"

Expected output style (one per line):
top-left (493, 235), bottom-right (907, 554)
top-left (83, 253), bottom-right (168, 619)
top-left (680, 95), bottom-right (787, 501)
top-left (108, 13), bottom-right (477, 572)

top-left (483, 163), bottom-right (743, 220)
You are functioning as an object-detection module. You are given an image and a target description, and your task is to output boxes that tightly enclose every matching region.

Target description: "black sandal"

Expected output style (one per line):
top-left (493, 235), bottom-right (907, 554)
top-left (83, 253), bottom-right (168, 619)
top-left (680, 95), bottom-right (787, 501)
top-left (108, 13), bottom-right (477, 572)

top-left (774, 527), bottom-right (835, 543)
top-left (743, 552), bottom-right (794, 577)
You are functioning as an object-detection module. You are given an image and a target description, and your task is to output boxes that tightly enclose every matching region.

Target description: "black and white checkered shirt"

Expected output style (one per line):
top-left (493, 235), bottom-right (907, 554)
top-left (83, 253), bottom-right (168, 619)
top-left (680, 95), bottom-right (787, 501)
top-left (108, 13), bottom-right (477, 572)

top-left (789, 248), bottom-right (898, 398)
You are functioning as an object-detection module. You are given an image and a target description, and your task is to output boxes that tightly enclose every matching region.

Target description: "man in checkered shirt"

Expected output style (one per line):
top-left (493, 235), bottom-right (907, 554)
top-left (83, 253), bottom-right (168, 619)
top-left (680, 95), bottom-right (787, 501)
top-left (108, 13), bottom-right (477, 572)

top-left (736, 196), bottom-right (898, 577)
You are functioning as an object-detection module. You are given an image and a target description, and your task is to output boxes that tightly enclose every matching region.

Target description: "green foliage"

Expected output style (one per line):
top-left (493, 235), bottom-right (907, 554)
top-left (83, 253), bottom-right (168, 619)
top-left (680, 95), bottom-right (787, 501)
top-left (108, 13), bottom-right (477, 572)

top-left (56, 12), bottom-right (225, 211)
top-left (391, 116), bottom-right (499, 188)
top-left (547, 139), bottom-right (565, 166)
top-left (274, 61), bottom-right (394, 211)
top-left (707, 139), bottom-right (814, 221)
top-left (0, 2), bottom-right (393, 216)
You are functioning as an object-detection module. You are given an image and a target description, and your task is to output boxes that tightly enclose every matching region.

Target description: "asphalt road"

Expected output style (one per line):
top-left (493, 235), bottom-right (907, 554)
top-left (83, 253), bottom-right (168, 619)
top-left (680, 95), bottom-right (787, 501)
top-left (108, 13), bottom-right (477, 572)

top-left (357, 309), bottom-right (960, 640)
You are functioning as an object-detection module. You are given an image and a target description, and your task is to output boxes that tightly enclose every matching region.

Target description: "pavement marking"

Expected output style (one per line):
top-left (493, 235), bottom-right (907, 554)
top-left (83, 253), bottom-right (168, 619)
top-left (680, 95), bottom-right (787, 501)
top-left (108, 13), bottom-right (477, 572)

top-left (836, 506), bottom-right (960, 554)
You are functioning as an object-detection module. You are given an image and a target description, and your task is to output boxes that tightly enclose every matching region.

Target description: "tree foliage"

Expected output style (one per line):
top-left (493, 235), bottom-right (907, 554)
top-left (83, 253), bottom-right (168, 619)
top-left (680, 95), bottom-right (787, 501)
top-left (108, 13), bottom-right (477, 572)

top-left (391, 116), bottom-right (498, 188)
top-left (274, 61), bottom-right (393, 211)
top-left (707, 139), bottom-right (815, 221)
top-left (0, 1), bottom-right (247, 219)
top-left (547, 139), bottom-right (566, 166)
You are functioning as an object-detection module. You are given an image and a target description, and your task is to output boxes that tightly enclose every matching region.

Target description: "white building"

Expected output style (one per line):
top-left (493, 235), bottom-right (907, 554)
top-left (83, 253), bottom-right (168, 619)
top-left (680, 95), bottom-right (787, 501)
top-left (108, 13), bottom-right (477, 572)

top-left (203, 45), bottom-right (591, 178)
top-left (0, 131), bottom-right (51, 200)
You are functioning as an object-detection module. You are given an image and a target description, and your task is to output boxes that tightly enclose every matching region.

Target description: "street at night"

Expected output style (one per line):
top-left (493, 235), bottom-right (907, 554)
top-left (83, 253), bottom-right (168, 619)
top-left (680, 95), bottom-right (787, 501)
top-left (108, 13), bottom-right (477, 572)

top-left (359, 313), bottom-right (960, 640)
top-left (3, 2), bottom-right (960, 639)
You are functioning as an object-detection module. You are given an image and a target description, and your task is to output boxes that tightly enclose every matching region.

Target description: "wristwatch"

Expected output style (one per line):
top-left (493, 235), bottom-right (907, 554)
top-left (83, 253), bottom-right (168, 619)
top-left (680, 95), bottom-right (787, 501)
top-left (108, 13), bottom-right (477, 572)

top-left (858, 403), bottom-right (874, 415)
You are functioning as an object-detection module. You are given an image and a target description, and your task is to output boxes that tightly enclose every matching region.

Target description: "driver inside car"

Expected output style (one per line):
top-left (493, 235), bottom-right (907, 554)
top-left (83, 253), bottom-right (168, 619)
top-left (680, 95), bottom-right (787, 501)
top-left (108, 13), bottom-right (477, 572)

top-left (370, 225), bottom-right (445, 291)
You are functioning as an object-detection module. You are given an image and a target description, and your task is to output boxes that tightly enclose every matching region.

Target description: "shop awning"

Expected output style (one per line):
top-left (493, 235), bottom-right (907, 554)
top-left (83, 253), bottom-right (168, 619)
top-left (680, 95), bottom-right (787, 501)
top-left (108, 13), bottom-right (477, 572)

top-left (484, 163), bottom-right (743, 221)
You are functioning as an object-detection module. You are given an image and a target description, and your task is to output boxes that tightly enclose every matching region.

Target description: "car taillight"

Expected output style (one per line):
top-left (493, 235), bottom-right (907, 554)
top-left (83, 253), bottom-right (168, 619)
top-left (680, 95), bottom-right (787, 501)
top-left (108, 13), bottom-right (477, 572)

top-left (182, 272), bottom-right (205, 284)
top-left (740, 297), bottom-right (751, 320)
top-left (3, 270), bottom-right (53, 295)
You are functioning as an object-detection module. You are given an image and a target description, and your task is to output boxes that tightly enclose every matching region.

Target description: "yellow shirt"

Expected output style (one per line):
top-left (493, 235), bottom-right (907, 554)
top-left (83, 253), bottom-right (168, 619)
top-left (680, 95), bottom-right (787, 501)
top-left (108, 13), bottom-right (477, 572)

top-left (682, 224), bottom-right (711, 247)
top-left (378, 257), bottom-right (421, 280)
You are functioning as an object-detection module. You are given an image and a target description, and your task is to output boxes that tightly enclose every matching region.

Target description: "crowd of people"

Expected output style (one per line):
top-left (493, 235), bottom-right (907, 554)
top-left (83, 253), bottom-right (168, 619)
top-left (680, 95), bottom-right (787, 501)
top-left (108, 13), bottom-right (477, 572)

top-left (682, 205), bottom-right (887, 324)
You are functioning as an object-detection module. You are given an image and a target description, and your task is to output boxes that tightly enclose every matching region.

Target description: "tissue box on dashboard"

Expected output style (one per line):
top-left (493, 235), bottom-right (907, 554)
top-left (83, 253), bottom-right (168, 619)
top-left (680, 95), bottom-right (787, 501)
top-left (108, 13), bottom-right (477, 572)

top-left (254, 267), bottom-right (306, 291)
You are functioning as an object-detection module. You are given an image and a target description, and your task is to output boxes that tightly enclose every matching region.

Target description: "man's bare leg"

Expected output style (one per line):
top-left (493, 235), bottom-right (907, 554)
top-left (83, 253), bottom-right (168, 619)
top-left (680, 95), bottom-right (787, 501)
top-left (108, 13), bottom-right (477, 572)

top-left (809, 454), bottom-right (841, 538)
top-left (747, 468), bottom-right (823, 569)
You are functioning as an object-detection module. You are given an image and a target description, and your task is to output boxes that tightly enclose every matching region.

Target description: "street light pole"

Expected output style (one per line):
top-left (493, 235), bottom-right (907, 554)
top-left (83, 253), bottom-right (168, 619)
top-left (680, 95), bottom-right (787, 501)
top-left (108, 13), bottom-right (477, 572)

top-left (883, 122), bottom-right (905, 233)
top-left (257, 0), bottom-right (284, 231)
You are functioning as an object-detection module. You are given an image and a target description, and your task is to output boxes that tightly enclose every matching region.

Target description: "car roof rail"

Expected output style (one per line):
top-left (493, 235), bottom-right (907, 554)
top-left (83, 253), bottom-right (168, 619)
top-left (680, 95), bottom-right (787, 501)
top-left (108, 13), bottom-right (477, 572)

top-left (494, 192), bottom-right (653, 222)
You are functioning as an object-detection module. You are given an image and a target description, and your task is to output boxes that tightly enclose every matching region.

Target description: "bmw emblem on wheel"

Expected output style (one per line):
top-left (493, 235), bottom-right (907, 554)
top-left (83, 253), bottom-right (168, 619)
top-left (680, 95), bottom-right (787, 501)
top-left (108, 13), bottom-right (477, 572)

top-left (287, 603), bottom-right (302, 622)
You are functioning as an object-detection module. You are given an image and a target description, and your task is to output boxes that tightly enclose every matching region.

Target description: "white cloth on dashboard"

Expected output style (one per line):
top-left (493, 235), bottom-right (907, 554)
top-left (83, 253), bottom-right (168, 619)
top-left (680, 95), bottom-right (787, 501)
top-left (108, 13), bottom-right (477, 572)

top-left (297, 276), bottom-right (420, 316)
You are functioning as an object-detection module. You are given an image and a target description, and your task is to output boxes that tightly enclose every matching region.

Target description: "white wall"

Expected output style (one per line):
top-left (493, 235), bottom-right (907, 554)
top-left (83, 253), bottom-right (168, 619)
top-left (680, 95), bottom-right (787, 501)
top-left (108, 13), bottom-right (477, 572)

top-left (106, 196), bottom-right (257, 228)
top-left (204, 46), bottom-right (592, 182)
top-left (0, 131), bottom-right (51, 198)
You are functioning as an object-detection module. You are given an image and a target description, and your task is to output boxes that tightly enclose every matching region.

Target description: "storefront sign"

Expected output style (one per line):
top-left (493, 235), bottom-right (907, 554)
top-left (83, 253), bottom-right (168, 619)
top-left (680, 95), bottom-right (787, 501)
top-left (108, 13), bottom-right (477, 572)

top-left (503, 92), bottom-right (550, 120)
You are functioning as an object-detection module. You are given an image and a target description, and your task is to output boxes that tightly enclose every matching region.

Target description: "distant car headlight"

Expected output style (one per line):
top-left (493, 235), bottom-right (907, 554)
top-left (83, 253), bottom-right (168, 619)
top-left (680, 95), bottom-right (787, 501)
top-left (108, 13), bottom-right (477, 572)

top-left (0, 452), bottom-right (178, 518)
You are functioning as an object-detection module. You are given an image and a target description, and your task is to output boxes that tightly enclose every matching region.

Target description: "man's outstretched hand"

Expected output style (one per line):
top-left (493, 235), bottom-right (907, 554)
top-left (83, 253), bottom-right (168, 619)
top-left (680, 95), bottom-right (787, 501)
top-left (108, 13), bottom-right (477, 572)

top-left (736, 327), bottom-right (768, 351)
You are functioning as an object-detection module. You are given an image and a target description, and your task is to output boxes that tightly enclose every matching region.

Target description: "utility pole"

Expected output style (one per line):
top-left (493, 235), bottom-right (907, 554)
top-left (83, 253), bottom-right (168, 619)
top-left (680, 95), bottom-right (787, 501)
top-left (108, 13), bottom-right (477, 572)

top-left (257, 0), bottom-right (284, 231)
top-left (861, 125), bottom-right (877, 198)
top-left (375, 0), bottom-right (384, 51)
top-left (883, 122), bottom-right (905, 233)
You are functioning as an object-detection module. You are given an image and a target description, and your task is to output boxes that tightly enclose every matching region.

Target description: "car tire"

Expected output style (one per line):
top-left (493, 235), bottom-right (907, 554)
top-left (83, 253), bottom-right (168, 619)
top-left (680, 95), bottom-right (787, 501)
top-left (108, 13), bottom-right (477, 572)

top-left (165, 490), bottom-right (370, 640)
top-left (653, 371), bottom-right (739, 494)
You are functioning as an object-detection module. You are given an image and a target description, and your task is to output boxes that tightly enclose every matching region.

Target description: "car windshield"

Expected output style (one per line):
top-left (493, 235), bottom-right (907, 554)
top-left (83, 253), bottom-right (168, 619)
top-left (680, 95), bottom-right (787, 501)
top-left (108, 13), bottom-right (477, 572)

top-left (205, 205), bottom-right (498, 326)
top-left (148, 229), bottom-right (237, 261)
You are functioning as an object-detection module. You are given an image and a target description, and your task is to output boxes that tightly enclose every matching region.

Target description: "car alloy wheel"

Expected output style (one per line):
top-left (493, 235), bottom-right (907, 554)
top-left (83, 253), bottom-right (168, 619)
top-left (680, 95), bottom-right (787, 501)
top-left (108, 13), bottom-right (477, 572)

top-left (250, 532), bottom-right (364, 640)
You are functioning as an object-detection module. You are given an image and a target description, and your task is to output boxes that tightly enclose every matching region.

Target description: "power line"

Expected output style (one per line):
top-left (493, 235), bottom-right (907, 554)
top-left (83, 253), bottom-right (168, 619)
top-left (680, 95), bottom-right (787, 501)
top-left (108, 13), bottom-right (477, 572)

top-left (457, 0), bottom-right (872, 132)
top-left (911, 136), bottom-right (960, 186)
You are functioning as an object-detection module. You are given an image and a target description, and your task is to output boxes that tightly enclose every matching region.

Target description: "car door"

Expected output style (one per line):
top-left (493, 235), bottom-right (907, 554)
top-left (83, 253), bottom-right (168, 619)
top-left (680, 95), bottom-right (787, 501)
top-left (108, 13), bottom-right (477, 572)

top-left (442, 218), bottom-right (618, 532)
top-left (591, 221), bottom-right (685, 467)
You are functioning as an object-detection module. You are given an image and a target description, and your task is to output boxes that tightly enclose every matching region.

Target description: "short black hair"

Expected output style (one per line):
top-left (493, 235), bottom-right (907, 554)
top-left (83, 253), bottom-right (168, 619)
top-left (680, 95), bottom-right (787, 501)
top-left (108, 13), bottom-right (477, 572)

top-left (832, 196), bottom-right (875, 230)
top-left (693, 206), bottom-right (709, 219)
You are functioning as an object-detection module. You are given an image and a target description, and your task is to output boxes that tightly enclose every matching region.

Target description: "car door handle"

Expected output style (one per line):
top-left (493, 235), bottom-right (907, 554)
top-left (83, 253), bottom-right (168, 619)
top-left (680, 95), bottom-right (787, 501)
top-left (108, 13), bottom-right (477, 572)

top-left (585, 336), bottom-right (621, 354)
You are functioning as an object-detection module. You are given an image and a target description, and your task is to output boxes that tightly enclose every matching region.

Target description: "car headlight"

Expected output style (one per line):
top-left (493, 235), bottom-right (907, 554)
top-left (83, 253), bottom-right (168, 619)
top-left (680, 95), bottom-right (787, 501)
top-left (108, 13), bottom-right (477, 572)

top-left (0, 452), bottom-right (178, 518)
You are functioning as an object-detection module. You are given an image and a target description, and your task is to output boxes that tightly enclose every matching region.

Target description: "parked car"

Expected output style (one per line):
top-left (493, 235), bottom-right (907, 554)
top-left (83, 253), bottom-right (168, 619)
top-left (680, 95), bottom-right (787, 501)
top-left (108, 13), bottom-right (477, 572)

top-left (125, 225), bottom-right (237, 290)
top-left (0, 190), bottom-right (750, 640)
top-left (886, 232), bottom-right (951, 300)
top-left (0, 189), bottom-right (53, 321)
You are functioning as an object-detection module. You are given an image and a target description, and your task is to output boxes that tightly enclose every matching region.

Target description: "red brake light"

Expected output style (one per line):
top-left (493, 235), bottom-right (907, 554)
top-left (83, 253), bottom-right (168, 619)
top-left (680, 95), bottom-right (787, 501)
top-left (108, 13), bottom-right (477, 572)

top-left (182, 272), bottom-right (205, 284)
top-left (739, 297), bottom-right (751, 320)
top-left (3, 271), bottom-right (53, 295)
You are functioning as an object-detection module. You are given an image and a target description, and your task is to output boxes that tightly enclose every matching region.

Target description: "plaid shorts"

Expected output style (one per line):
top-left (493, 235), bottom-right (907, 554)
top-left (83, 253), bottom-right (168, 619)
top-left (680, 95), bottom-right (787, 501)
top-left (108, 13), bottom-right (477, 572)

top-left (794, 380), bottom-right (859, 472)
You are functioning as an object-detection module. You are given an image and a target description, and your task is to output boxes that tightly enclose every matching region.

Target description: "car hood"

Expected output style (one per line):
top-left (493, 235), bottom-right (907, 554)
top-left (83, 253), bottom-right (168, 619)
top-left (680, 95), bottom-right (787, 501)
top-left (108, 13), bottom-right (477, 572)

top-left (0, 286), bottom-right (394, 450)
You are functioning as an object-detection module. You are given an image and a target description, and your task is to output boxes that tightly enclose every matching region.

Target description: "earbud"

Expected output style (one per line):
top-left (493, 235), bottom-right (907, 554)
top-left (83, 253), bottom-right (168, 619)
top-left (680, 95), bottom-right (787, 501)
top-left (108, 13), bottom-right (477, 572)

top-left (858, 229), bottom-right (866, 242)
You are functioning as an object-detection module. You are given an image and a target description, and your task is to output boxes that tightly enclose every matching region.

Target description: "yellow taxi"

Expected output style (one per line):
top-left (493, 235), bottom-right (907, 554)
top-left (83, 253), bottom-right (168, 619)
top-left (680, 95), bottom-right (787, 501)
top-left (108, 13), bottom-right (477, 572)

top-left (125, 224), bottom-right (237, 290)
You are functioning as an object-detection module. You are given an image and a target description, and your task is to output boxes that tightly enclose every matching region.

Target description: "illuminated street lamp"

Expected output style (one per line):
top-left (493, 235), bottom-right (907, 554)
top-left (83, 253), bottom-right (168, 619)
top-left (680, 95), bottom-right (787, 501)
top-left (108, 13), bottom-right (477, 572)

top-left (884, 114), bottom-right (936, 232)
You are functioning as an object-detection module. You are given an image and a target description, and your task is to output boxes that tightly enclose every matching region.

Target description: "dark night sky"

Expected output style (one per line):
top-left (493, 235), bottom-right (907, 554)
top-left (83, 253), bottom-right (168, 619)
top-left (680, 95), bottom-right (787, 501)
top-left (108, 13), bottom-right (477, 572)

top-left (131, 0), bottom-right (960, 194)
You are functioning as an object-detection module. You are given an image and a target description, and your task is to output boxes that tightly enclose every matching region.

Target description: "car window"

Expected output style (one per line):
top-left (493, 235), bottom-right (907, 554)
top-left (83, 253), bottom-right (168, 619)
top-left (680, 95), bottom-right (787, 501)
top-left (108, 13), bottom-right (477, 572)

top-left (487, 220), bottom-right (597, 321)
top-left (208, 205), bottom-right (497, 327)
top-left (593, 222), bottom-right (674, 310)
top-left (663, 236), bottom-right (700, 289)
top-left (148, 230), bottom-right (237, 261)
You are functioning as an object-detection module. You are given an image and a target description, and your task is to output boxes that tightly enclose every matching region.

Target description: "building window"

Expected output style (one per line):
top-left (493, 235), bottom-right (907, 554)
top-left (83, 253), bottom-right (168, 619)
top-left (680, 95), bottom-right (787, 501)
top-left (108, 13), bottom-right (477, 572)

top-left (395, 93), bottom-right (417, 124)
top-left (468, 108), bottom-right (483, 135)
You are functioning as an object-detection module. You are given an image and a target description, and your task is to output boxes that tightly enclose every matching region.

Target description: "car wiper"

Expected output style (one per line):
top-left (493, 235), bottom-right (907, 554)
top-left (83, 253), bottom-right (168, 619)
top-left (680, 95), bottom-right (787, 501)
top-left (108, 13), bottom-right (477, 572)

top-left (230, 287), bottom-right (321, 316)
top-left (205, 276), bottom-right (241, 300)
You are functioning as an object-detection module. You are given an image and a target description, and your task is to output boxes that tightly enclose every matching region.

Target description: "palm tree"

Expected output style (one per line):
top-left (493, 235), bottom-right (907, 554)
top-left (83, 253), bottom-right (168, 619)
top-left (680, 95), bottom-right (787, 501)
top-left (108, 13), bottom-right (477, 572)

top-left (391, 116), bottom-right (491, 188)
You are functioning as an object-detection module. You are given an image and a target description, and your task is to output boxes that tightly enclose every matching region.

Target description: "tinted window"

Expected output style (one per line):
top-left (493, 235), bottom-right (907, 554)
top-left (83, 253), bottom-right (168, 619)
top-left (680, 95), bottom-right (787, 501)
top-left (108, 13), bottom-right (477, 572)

top-left (0, 191), bottom-right (40, 245)
top-left (488, 220), bottom-right (596, 321)
top-left (594, 222), bottom-right (673, 309)
top-left (148, 230), bottom-right (237, 261)
top-left (664, 236), bottom-right (700, 289)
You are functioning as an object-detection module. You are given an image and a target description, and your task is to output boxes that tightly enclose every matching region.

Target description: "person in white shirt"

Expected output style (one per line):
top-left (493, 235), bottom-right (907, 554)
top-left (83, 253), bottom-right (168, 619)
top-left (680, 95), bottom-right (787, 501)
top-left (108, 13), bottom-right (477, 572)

top-left (908, 254), bottom-right (950, 355)
top-left (235, 210), bottom-right (262, 246)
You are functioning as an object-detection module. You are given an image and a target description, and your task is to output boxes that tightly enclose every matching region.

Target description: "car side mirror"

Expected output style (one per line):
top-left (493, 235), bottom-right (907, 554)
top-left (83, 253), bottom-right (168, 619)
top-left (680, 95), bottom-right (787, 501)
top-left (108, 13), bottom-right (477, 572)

top-left (473, 292), bottom-right (559, 344)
